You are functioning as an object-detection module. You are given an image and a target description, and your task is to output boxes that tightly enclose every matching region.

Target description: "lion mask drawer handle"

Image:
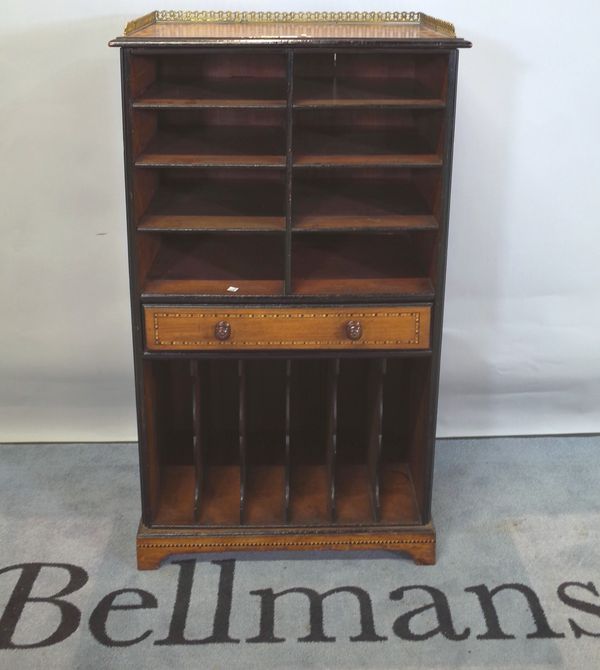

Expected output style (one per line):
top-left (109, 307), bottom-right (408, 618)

top-left (215, 320), bottom-right (231, 341)
top-left (345, 319), bottom-right (363, 341)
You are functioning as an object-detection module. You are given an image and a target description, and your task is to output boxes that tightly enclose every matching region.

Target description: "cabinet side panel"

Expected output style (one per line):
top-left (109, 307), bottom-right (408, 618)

top-left (419, 49), bottom-right (460, 522)
top-left (120, 48), bottom-right (155, 524)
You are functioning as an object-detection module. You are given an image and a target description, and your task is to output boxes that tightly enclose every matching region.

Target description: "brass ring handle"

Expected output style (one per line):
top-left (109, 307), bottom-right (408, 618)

top-left (345, 320), bottom-right (363, 341)
top-left (215, 320), bottom-right (231, 341)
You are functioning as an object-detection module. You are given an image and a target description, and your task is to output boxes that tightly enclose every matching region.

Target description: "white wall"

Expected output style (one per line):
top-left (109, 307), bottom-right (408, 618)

top-left (1, 1), bottom-right (599, 442)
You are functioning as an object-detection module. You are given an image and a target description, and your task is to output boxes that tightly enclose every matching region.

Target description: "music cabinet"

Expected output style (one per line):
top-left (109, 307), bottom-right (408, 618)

top-left (109, 11), bottom-right (470, 570)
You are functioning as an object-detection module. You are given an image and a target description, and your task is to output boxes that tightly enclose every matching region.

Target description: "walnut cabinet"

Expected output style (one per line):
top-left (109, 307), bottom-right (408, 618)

top-left (109, 11), bottom-right (470, 569)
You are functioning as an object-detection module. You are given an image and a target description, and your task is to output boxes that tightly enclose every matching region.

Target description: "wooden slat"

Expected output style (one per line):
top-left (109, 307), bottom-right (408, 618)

top-left (190, 360), bottom-right (204, 521)
top-left (238, 360), bottom-right (246, 524)
top-left (284, 360), bottom-right (292, 523)
top-left (366, 359), bottom-right (386, 521)
top-left (326, 359), bottom-right (340, 522)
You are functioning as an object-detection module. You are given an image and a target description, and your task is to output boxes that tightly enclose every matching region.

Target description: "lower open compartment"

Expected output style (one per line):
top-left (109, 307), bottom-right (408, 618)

top-left (143, 355), bottom-right (431, 529)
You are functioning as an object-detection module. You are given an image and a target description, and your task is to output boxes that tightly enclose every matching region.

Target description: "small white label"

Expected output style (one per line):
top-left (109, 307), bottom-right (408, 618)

top-left (227, 286), bottom-right (239, 293)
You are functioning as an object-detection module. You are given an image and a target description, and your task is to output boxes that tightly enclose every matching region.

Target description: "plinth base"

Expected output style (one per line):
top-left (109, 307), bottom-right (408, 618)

top-left (136, 521), bottom-right (436, 569)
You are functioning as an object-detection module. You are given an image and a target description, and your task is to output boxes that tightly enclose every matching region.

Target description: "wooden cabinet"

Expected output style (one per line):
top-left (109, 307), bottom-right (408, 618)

top-left (110, 11), bottom-right (470, 570)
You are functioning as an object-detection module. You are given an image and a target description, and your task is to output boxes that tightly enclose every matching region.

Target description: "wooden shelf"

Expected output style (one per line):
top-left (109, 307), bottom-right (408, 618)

top-left (134, 78), bottom-right (287, 108)
top-left (136, 127), bottom-right (286, 168)
top-left (294, 77), bottom-right (444, 108)
top-left (294, 176), bottom-right (438, 232)
top-left (144, 278), bottom-right (284, 297)
top-left (294, 128), bottom-right (441, 167)
top-left (143, 234), bottom-right (284, 298)
top-left (292, 233), bottom-right (435, 298)
top-left (139, 177), bottom-right (285, 232)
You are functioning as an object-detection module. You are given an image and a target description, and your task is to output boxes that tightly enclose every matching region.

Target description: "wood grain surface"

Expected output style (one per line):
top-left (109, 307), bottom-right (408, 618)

top-left (144, 305), bottom-right (431, 351)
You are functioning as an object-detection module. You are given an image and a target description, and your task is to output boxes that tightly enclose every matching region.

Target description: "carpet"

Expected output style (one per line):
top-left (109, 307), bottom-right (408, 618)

top-left (0, 436), bottom-right (599, 669)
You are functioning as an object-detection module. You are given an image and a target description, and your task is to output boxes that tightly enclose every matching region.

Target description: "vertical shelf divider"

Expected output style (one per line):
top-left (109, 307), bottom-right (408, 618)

top-left (190, 360), bottom-right (204, 522)
top-left (326, 358), bottom-right (340, 523)
top-left (238, 360), bottom-right (247, 525)
top-left (366, 358), bottom-right (386, 522)
top-left (284, 359), bottom-right (292, 523)
top-left (284, 50), bottom-right (294, 294)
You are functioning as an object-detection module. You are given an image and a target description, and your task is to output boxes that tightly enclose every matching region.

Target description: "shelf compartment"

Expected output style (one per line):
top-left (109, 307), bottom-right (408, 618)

top-left (335, 463), bottom-right (420, 525)
top-left (335, 359), bottom-right (372, 524)
top-left (136, 127), bottom-right (286, 168)
top-left (130, 52), bottom-right (287, 108)
top-left (134, 79), bottom-right (287, 109)
top-left (381, 357), bottom-right (431, 521)
top-left (379, 463), bottom-right (420, 524)
top-left (289, 465), bottom-right (330, 524)
top-left (294, 78), bottom-right (445, 109)
top-left (155, 465), bottom-right (242, 526)
top-left (293, 129), bottom-right (441, 168)
top-left (137, 169), bottom-right (285, 232)
top-left (293, 109), bottom-right (444, 168)
top-left (293, 169), bottom-right (441, 232)
top-left (242, 360), bottom-right (287, 525)
top-left (142, 233), bottom-right (285, 298)
top-left (334, 359), bottom-right (421, 525)
top-left (288, 360), bottom-right (331, 524)
top-left (133, 109), bottom-right (286, 168)
top-left (151, 359), bottom-right (242, 526)
top-left (293, 52), bottom-right (448, 109)
top-left (291, 232), bottom-right (435, 298)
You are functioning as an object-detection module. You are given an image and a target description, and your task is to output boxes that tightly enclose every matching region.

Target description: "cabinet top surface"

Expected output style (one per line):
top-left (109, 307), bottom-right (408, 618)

top-left (109, 10), bottom-right (471, 48)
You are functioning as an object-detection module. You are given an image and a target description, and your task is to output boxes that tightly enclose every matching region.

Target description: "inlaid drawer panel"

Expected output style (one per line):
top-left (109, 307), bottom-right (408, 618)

top-left (144, 305), bottom-right (431, 351)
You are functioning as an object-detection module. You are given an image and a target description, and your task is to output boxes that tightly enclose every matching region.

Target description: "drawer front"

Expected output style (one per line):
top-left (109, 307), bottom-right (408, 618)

top-left (144, 305), bottom-right (431, 351)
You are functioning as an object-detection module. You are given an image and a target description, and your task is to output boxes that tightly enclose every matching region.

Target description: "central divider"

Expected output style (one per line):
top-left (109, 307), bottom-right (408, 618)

top-left (284, 51), bottom-right (294, 294)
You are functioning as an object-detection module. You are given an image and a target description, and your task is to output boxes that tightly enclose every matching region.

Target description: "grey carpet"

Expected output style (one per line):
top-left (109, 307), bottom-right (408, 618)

top-left (0, 436), bottom-right (599, 669)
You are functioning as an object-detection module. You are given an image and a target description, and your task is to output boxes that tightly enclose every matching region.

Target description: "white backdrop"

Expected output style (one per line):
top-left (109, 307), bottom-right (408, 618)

top-left (1, 1), bottom-right (599, 442)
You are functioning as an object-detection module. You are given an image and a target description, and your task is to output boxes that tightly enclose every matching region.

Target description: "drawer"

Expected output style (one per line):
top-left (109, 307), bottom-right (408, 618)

top-left (144, 305), bottom-right (431, 351)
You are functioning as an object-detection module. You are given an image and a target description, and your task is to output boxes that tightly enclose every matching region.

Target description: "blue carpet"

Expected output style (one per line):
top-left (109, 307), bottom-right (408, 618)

top-left (0, 436), bottom-right (598, 668)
